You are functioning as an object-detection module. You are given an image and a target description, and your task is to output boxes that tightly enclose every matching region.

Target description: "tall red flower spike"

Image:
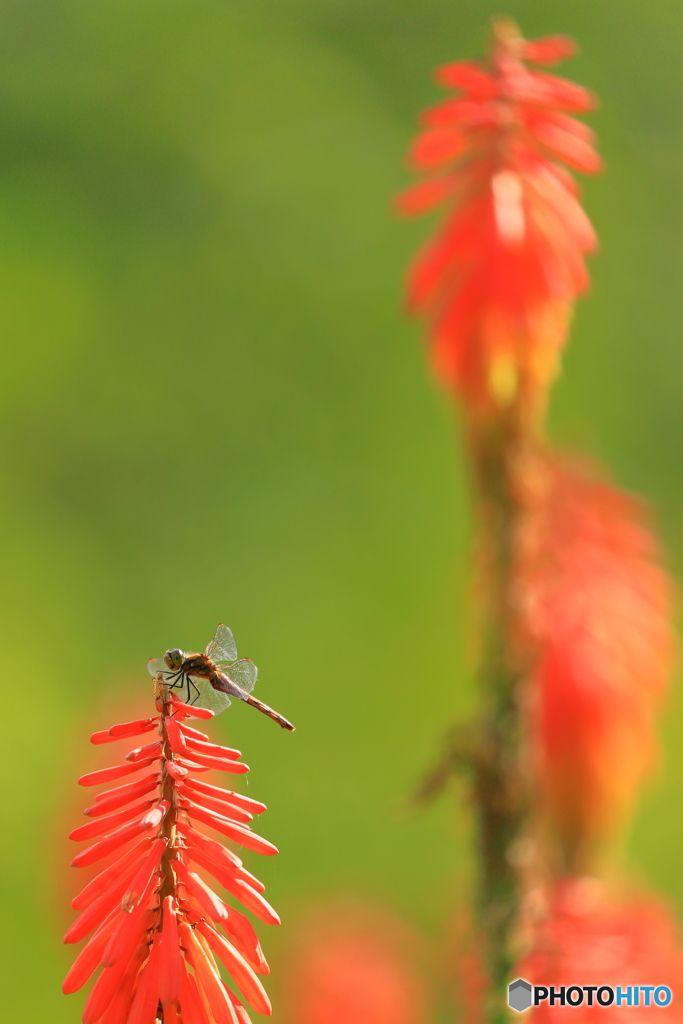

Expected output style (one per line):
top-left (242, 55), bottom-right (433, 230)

top-left (398, 20), bottom-right (601, 409)
top-left (63, 684), bottom-right (278, 1024)
top-left (526, 456), bottom-right (673, 867)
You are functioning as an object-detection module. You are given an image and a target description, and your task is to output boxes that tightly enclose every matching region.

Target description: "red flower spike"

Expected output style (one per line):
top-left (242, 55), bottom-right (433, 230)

top-left (526, 455), bottom-right (674, 865)
top-left (64, 680), bottom-right (281, 1024)
top-left (399, 18), bottom-right (601, 410)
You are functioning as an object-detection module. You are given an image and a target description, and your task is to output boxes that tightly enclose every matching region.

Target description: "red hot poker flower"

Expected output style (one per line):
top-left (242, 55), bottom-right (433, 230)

top-left (63, 686), bottom-right (277, 1024)
top-left (398, 20), bottom-right (600, 410)
top-left (525, 456), bottom-right (673, 867)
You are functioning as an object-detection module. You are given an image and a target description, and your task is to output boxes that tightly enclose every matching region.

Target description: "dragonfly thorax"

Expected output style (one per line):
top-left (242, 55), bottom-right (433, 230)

top-left (164, 648), bottom-right (185, 671)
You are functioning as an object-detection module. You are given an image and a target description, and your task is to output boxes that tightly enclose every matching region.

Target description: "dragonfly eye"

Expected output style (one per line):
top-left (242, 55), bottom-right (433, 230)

top-left (164, 649), bottom-right (184, 670)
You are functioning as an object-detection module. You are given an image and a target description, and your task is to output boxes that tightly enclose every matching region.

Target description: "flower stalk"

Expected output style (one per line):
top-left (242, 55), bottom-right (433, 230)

top-left (64, 678), bottom-right (278, 1024)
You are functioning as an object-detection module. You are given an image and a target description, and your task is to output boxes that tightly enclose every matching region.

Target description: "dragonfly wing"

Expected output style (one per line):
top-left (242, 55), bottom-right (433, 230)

top-left (147, 657), bottom-right (174, 679)
top-left (190, 677), bottom-right (231, 716)
top-left (225, 658), bottom-right (258, 695)
top-left (205, 623), bottom-right (238, 664)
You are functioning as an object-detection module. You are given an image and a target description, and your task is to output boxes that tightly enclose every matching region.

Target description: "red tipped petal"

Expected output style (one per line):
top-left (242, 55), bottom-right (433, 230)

top-left (91, 729), bottom-right (119, 745)
top-left (93, 772), bottom-right (160, 804)
top-left (200, 923), bottom-right (272, 1015)
top-left (184, 736), bottom-right (241, 760)
top-left (85, 775), bottom-right (159, 817)
top-left (159, 896), bottom-right (183, 1005)
top-left (62, 909), bottom-right (120, 992)
top-left (126, 936), bottom-right (162, 1024)
top-left (182, 778), bottom-right (267, 815)
top-left (71, 818), bottom-right (148, 868)
top-left (223, 878), bottom-right (281, 927)
top-left (108, 717), bottom-right (159, 738)
top-left (182, 801), bottom-right (278, 855)
top-left (178, 824), bottom-right (242, 866)
top-left (69, 799), bottom-right (156, 841)
top-left (179, 964), bottom-right (212, 1024)
top-left (522, 34), bottom-right (577, 66)
top-left (175, 859), bottom-right (229, 922)
top-left (396, 177), bottom-right (455, 217)
top-left (435, 60), bottom-right (497, 97)
top-left (165, 715), bottom-right (187, 754)
top-left (169, 695), bottom-right (215, 720)
top-left (82, 941), bottom-right (148, 1024)
top-left (72, 838), bottom-right (153, 910)
top-left (179, 791), bottom-right (253, 824)
top-left (78, 757), bottom-right (159, 787)
top-left (226, 987), bottom-right (254, 1024)
top-left (122, 836), bottom-right (166, 911)
top-left (180, 751), bottom-right (249, 774)
top-left (180, 922), bottom-right (239, 1024)
top-left (175, 757), bottom-right (211, 773)
top-left (140, 799), bottom-right (169, 830)
top-left (166, 760), bottom-right (189, 780)
top-left (126, 740), bottom-right (163, 763)
top-left (102, 888), bottom-right (157, 968)
top-left (223, 906), bottom-right (270, 974)
top-left (176, 723), bottom-right (210, 742)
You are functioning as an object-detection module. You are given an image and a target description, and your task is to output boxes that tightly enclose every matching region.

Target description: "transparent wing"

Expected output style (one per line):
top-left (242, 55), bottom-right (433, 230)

top-left (190, 677), bottom-right (231, 716)
top-left (205, 623), bottom-right (238, 664)
top-left (147, 657), bottom-right (174, 679)
top-left (225, 658), bottom-right (258, 695)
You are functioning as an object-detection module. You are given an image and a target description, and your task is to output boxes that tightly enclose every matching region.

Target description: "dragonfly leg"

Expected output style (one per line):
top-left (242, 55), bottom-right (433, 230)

top-left (188, 677), bottom-right (201, 706)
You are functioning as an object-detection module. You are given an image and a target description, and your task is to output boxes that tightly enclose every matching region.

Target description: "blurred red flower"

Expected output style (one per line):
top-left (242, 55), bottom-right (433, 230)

top-left (525, 456), bottom-right (673, 866)
top-left (519, 879), bottom-right (683, 1022)
top-left (398, 21), bottom-right (600, 409)
top-left (63, 689), bottom-right (278, 1024)
top-left (283, 903), bottom-right (431, 1024)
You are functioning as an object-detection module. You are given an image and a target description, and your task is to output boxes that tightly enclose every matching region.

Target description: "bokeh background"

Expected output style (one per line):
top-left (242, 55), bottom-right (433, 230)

top-left (2, 0), bottom-right (683, 1020)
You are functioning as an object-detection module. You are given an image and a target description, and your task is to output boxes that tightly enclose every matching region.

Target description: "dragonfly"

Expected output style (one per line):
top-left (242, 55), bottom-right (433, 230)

top-left (147, 623), bottom-right (295, 731)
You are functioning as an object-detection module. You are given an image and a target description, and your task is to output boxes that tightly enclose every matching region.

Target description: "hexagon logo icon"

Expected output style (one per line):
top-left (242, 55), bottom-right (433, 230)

top-left (508, 978), bottom-right (533, 1013)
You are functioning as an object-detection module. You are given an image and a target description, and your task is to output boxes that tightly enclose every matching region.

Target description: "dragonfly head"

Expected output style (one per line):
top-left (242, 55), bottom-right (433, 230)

top-left (164, 648), bottom-right (184, 671)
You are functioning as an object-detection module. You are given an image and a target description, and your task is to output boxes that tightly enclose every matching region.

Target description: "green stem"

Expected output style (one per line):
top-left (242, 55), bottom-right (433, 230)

top-left (467, 409), bottom-right (535, 1023)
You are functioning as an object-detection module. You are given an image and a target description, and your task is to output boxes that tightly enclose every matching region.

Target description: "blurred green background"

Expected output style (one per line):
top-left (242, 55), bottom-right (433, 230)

top-left (2, 0), bottom-right (683, 1019)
